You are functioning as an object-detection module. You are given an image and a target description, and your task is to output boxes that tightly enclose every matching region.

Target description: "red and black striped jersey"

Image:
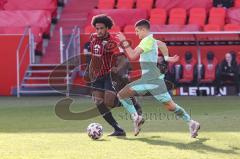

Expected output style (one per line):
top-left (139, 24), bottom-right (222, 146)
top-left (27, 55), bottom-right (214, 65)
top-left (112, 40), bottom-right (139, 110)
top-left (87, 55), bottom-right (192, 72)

top-left (89, 33), bottom-right (122, 77)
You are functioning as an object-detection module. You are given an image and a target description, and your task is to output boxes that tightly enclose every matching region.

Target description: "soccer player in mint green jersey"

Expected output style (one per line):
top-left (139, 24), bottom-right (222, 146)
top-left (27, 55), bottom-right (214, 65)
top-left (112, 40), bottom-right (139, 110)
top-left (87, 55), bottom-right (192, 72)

top-left (116, 20), bottom-right (200, 137)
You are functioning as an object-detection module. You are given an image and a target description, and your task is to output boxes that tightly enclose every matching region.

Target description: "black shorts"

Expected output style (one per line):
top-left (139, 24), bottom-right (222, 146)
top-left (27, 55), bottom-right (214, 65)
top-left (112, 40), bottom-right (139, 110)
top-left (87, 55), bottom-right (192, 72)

top-left (91, 73), bottom-right (115, 92)
top-left (111, 74), bottom-right (129, 92)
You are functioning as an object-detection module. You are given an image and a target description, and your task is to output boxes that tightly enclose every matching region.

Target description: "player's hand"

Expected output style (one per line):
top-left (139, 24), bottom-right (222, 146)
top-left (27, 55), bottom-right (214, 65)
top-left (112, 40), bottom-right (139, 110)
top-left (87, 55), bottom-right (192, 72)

top-left (116, 32), bottom-right (126, 41)
top-left (167, 55), bottom-right (179, 63)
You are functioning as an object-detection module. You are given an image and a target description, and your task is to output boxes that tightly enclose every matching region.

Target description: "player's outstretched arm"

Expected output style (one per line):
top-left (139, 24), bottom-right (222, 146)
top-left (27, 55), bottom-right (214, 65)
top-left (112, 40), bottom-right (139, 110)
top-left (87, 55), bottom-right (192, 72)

top-left (157, 40), bottom-right (179, 63)
top-left (116, 32), bottom-right (143, 60)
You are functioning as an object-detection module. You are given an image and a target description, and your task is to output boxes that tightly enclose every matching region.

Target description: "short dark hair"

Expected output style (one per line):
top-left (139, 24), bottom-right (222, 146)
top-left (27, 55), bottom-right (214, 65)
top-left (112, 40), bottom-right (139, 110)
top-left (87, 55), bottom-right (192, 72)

top-left (91, 14), bottom-right (114, 29)
top-left (135, 19), bottom-right (150, 30)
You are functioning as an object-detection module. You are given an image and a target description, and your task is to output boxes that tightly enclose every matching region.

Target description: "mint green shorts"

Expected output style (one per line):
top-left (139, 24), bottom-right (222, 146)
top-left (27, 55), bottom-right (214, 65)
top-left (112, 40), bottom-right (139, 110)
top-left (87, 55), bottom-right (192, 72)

top-left (129, 77), bottom-right (172, 103)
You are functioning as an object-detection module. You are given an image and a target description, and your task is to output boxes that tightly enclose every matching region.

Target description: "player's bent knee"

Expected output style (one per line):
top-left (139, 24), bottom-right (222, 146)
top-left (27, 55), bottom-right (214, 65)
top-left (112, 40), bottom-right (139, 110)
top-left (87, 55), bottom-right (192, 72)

top-left (103, 99), bottom-right (114, 108)
top-left (93, 97), bottom-right (104, 105)
top-left (164, 101), bottom-right (176, 111)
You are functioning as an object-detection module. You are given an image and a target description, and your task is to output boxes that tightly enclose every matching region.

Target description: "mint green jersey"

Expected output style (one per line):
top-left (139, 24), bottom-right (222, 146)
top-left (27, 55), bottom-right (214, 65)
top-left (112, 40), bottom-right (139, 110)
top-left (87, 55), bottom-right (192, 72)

top-left (137, 34), bottom-right (164, 80)
top-left (128, 34), bottom-right (170, 100)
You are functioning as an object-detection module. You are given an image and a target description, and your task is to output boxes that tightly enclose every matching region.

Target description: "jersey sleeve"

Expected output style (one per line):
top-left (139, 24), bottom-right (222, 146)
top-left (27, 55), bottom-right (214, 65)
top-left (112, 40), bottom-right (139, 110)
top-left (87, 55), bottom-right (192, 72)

top-left (137, 36), bottom-right (155, 53)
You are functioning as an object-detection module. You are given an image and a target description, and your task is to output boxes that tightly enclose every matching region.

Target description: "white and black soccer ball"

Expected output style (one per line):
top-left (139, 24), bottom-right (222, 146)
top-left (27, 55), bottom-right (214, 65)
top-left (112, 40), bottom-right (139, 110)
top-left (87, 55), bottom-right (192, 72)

top-left (87, 123), bottom-right (103, 140)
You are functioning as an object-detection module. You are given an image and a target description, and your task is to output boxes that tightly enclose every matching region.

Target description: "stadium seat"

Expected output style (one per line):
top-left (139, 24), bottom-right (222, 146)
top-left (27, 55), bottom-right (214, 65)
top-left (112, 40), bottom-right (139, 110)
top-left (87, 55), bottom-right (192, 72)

top-left (87, 9), bottom-right (148, 28)
top-left (98, 0), bottom-right (115, 9)
top-left (179, 25), bottom-right (201, 41)
top-left (0, 0), bottom-right (7, 10)
top-left (202, 24), bottom-right (225, 41)
top-left (176, 52), bottom-right (197, 83)
top-left (224, 24), bottom-right (240, 31)
top-left (149, 8), bottom-right (167, 25)
top-left (150, 25), bottom-right (182, 32)
top-left (117, 0), bottom-right (134, 9)
top-left (84, 25), bottom-right (95, 34)
top-left (3, 0), bottom-right (57, 17)
top-left (155, 0), bottom-right (212, 11)
top-left (200, 60), bottom-right (217, 83)
top-left (181, 24), bottom-right (201, 32)
top-left (227, 8), bottom-right (240, 25)
top-left (109, 25), bottom-right (121, 33)
top-left (0, 26), bottom-right (42, 43)
top-left (189, 8), bottom-right (207, 26)
top-left (200, 57), bottom-right (218, 83)
top-left (124, 25), bottom-right (135, 33)
top-left (203, 24), bottom-right (221, 31)
top-left (151, 25), bottom-right (188, 41)
top-left (169, 8), bottom-right (187, 25)
top-left (222, 24), bottom-right (240, 40)
top-left (235, 0), bottom-right (240, 7)
top-left (0, 10), bottom-right (51, 35)
top-left (208, 7), bottom-right (226, 26)
top-left (136, 0), bottom-right (154, 11)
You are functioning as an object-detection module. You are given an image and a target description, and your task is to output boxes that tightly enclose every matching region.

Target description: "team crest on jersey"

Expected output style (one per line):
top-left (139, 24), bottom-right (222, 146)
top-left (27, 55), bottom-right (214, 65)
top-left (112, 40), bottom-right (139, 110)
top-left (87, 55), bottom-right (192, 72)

top-left (94, 44), bottom-right (101, 55)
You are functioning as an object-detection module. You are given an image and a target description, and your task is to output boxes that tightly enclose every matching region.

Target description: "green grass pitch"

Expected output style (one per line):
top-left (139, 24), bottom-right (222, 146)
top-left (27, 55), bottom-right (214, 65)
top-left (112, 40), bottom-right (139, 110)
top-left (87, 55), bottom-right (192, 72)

top-left (0, 96), bottom-right (239, 159)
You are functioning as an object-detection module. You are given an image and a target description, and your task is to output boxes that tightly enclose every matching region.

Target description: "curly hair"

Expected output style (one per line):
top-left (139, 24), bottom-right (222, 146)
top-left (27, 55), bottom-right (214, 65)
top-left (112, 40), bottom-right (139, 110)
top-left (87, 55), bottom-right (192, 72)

top-left (91, 14), bottom-right (114, 29)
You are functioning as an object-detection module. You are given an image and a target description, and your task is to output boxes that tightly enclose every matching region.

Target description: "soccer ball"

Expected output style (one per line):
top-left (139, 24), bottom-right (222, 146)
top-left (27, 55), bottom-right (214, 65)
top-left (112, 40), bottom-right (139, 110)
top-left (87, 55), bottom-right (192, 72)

top-left (87, 123), bottom-right (103, 140)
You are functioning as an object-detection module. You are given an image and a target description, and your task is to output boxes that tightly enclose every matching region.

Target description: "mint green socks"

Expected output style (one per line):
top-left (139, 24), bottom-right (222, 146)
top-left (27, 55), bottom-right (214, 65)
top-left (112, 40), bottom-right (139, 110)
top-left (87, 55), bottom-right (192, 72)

top-left (174, 104), bottom-right (191, 123)
top-left (119, 98), bottom-right (137, 114)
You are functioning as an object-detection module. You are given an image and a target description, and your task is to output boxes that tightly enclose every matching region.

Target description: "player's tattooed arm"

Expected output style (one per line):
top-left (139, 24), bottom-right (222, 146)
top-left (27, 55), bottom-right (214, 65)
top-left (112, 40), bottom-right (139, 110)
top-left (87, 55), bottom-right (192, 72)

top-left (116, 32), bottom-right (143, 60)
top-left (157, 40), bottom-right (179, 63)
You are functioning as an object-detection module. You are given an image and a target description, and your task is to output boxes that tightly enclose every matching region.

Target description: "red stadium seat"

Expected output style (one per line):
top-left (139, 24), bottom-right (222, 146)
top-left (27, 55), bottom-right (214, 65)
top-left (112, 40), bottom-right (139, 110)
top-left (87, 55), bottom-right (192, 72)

top-left (150, 25), bottom-right (182, 32)
top-left (84, 25), bottom-right (95, 34)
top-left (202, 24), bottom-right (223, 40)
top-left (0, 26), bottom-right (42, 43)
top-left (224, 24), bottom-right (240, 31)
top-left (149, 8), bottom-right (167, 25)
top-left (203, 24), bottom-right (239, 40)
top-left (189, 8), bottom-right (207, 26)
top-left (200, 58), bottom-right (218, 83)
top-left (3, 0), bottom-right (57, 17)
top-left (0, 0), bottom-right (7, 10)
top-left (136, 0), bottom-right (154, 11)
top-left (181, 24), bottom-right (201, 31)
top-left (203, 24), bottom-right (221, 31)
top-left (223, 24), bottom-right (240, 40)
top-left (155, 25), bottom-right (200, 41)
top-left (175, 51), bottom-right (197, 84)
top-left (151, 25), bottom-right (186, 41)
top-left (155, 0), bottom-right (212, 11)
top-left (235, 0), bottom-right (240, 7)
top-left (226, 8), bottom-right (240, 25)
top-left (87, 9), bottom-right (148, 28)
top-left (0, 10), bottom-right (51, 53)
top-left (124, 25), bottom-right (135, 33)
top-left (98, 0), bottom-right (115, 9)
top-left (169, 8), bottom-right (187, 25)
top-left (117, 0), bottom-right (134, 9)
top-left (0, 10), bottom-right (51, 34)
top-left (178, 58), bottom-right (197, 83)
top-left (209, 7), bottom-right (226, 26)
top-left (109, 25), bottom-right (121, 33)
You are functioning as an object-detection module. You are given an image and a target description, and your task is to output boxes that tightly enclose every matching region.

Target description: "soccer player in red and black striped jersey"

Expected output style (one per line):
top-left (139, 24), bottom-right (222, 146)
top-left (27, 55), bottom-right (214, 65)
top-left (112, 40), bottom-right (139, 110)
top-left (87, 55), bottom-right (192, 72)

top-left (89, 14), bottom-right (143, 136)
